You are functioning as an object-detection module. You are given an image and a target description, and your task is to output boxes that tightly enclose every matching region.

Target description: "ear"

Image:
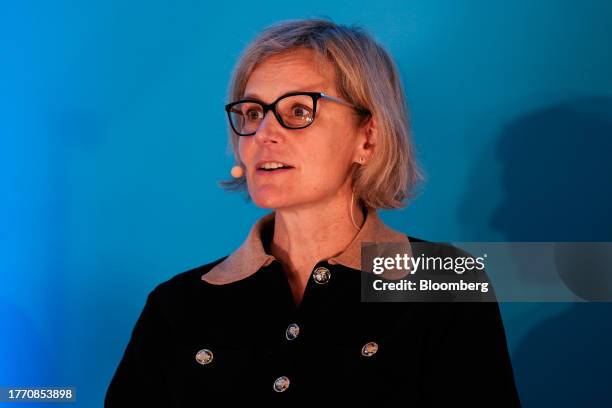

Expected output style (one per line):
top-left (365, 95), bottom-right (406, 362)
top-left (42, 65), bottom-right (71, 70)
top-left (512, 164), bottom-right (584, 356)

top-left (353, 115), bottom-right (376, 165)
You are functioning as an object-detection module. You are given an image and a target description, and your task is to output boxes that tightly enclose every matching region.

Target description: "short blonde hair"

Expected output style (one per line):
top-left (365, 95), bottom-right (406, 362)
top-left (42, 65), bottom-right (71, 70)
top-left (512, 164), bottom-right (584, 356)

top-left (221, 18), bottom-right (422, 209)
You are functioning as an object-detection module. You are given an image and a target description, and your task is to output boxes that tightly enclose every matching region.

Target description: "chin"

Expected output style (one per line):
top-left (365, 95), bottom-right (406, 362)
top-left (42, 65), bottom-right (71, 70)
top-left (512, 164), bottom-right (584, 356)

top-left (248, 177), bottom-right (300, 206)
top-left (250, 191), bottom-right (288, 209)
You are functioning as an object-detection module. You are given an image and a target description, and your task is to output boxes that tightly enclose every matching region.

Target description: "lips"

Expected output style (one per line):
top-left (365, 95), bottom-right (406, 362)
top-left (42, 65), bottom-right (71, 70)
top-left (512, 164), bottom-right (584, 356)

top-left (255, 167), bottom-right (293, 175)
top-left (255, 160), bottom-right (295, 172)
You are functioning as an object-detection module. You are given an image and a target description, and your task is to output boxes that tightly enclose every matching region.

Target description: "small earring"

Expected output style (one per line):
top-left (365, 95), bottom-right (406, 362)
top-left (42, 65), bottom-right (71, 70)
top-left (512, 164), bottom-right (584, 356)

top-left (230, 165), bottom-right (244, 178)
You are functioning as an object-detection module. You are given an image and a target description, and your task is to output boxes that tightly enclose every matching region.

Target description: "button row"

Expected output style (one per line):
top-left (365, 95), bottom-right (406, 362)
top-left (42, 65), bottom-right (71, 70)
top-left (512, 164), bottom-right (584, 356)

top-left (271, 341), bottom-right (379, 393)
top-left (196, 342), bottom-right (378, 365)
top-left (195, 341), bottom-right (379, 393)
top-left (196, 341), bottom-right (379, 365)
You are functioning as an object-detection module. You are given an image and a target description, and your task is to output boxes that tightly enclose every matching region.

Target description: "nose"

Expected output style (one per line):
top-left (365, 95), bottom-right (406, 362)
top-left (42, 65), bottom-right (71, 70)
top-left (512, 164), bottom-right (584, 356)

top-left (253, 109), bottom-right (283, 144)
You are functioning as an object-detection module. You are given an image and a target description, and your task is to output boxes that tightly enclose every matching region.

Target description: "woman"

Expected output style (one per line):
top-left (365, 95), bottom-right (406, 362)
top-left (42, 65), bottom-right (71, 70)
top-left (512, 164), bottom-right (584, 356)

top-left (105, 19), bottom-right (520, 406)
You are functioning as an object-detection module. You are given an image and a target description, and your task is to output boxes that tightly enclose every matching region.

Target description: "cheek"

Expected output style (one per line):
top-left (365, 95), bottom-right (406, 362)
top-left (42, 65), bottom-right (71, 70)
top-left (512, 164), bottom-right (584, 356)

top-left (302, 133), bottom-right (354, 183)
top-left (318, 121), bottom-right (355, 162)
top-left (237, 138), bottom-right (252, 163)
top-left (318, 112), bottom-right (357, 154)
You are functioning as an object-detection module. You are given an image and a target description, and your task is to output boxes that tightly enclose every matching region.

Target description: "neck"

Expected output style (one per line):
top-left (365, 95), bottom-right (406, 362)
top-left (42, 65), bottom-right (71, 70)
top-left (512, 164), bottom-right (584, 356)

top-left (269, 186), bottom-right (365, 302)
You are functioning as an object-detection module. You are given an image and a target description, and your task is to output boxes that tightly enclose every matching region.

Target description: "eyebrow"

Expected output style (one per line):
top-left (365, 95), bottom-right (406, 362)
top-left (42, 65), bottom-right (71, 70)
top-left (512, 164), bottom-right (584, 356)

top-left (242, 87), bottom-right (326, 101)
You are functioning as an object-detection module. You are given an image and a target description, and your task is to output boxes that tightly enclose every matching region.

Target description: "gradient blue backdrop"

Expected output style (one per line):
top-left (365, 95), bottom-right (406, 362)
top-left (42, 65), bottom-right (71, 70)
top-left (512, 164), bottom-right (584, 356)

top-left (2, 1), bottom-right (612, 406)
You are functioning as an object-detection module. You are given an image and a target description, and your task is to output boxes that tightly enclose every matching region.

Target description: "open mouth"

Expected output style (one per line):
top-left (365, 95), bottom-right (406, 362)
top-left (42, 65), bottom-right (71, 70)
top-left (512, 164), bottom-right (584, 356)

top-left (256, 162), bottom-right (294, 173)
top-left (258, 166), bottom-right (293, 172)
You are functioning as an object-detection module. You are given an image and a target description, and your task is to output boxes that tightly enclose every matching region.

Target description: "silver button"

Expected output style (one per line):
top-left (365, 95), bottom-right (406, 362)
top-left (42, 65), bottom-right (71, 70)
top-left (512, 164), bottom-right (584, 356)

top-left (285, 323), bottom-right (300, 340)
top-left (195, 348), bottom-right (214, 365)
top-left (361, 341), bottom-right (379, 357)
top-left (273, 376), bottom-right (290, 392)
top-left (312, 267), bottom-right (331, 284)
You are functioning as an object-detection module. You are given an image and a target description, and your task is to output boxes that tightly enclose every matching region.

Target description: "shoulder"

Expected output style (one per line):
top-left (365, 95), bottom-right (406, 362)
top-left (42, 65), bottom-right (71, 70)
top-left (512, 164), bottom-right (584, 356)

top-left (407, 234), bottom-right (477, 259)
top-left (147, 256), bottom-right (228, 306)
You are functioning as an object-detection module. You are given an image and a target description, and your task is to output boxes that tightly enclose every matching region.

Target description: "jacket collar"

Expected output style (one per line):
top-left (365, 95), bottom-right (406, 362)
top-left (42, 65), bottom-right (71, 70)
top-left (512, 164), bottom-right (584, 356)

top-left (202, 207), bottom-right (411, 285)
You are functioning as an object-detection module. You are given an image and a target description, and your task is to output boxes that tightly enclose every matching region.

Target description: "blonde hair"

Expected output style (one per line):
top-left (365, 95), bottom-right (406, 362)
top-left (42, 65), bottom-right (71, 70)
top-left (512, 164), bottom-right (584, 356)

top-left (221, 18), bottom-right (422, 209)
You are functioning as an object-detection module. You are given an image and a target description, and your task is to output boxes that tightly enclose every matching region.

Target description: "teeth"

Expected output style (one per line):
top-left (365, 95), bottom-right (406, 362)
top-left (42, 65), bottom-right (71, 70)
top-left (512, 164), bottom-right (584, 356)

top-left (260, 162), bottom-right (287, 170)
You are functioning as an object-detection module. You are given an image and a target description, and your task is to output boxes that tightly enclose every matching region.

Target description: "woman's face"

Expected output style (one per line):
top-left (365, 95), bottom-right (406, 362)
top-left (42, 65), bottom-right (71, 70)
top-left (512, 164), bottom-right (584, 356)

top-left (239, 48), bottom-right (367, 210)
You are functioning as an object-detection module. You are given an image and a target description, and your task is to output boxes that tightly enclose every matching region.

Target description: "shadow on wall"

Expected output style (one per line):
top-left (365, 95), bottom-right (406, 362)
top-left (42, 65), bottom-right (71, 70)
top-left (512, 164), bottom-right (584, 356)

top-left (462, 97), bottom-right (612, 406)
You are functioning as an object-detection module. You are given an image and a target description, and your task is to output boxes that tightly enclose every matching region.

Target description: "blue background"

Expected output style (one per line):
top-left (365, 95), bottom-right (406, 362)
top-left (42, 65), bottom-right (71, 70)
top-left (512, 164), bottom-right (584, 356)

top-left (2, 0), bottom-right (612, 406)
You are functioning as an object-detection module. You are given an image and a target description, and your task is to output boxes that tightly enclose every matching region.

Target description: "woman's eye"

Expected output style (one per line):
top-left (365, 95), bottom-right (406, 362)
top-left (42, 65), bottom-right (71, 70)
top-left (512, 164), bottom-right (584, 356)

top-left (246, 109), bottom-right (262, 121)
top-left (291, 105), bottom-right (311, 118)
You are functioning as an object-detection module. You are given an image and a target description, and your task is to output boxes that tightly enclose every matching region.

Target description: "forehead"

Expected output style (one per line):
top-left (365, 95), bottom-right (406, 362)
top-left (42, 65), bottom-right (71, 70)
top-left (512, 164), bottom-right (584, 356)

top-left (243, 49), bottom-right (336, 100)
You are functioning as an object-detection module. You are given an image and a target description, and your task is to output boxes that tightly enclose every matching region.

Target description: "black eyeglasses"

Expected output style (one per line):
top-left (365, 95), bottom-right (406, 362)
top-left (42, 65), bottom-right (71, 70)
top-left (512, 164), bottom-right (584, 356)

top-left (224, 91), bottom-right (370, 136)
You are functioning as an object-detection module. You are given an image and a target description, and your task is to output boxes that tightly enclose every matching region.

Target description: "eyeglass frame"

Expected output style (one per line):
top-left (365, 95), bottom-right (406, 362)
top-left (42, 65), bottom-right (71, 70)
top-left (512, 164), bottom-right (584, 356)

top-left (224, 91), bottom-right (371, 136)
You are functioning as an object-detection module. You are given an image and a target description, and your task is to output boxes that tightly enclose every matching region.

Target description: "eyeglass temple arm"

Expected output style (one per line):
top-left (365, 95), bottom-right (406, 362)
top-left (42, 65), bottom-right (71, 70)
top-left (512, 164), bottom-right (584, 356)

top-left (319, 93), bottom-right (353, 106)
top-left (320, 93), bottom-right (369, 114)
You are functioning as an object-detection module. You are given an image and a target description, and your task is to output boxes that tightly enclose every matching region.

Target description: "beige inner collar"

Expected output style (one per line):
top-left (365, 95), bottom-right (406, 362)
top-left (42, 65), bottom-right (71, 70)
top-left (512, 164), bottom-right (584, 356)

top-left (202, 207), bottom-right (411, 285)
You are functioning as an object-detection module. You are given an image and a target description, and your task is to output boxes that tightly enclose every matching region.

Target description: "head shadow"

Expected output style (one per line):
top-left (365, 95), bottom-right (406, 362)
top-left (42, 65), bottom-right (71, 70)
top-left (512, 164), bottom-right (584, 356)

top-left (458, 96), bottom-right (612, 406)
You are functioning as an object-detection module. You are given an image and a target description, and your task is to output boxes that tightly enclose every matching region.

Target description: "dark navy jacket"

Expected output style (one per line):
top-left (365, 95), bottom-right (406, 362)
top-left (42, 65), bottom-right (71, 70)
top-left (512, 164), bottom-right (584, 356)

top-left (105, 209), bottom-right (520, 406)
